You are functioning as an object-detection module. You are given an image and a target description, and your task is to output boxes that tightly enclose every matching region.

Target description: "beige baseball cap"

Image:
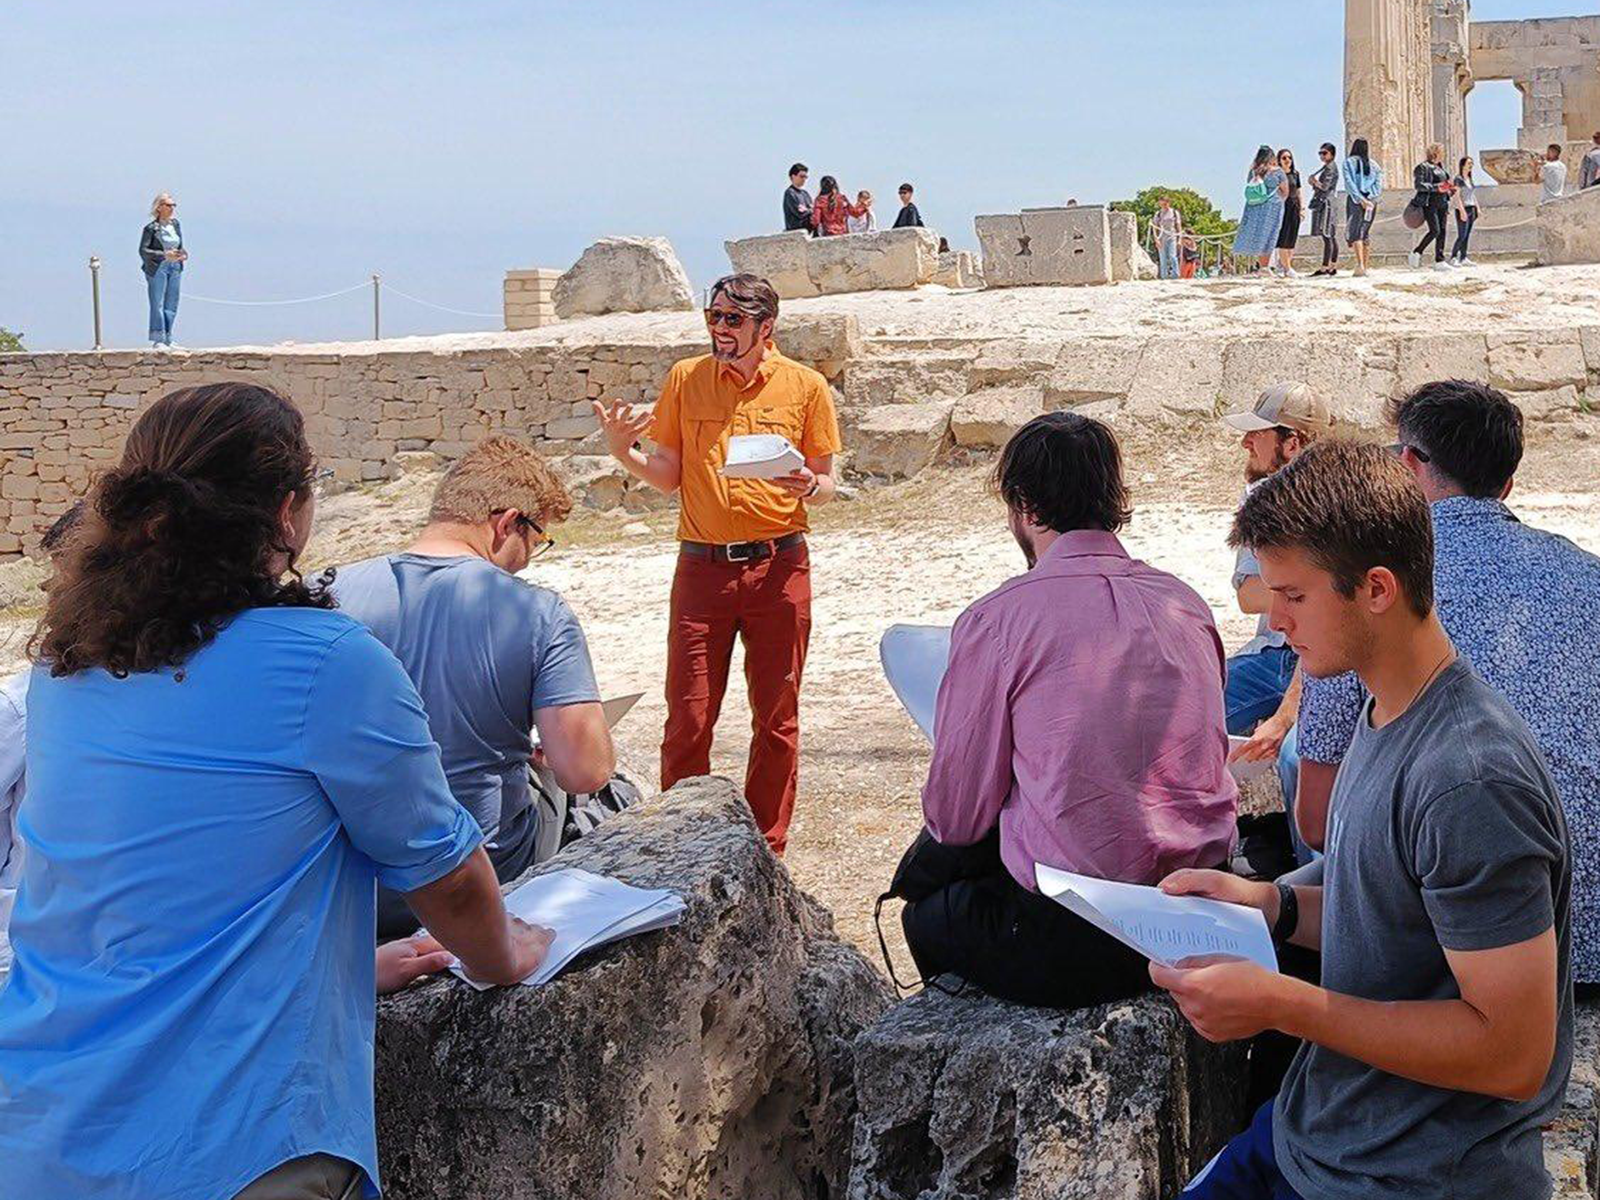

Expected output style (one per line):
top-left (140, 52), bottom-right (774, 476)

top-left (1222, 382), bottom-right (1332, 435)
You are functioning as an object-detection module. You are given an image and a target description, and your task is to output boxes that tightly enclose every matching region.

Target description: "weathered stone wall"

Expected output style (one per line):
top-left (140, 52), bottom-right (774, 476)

top-left (1345, 0), bottom-right (1435, 187)
top-left (1471, 17), bottom-right (1600, 154)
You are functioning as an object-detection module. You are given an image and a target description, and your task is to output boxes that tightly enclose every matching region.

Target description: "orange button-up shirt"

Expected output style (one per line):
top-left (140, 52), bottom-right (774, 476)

top-left (648, 344), bottom-right (842, 545)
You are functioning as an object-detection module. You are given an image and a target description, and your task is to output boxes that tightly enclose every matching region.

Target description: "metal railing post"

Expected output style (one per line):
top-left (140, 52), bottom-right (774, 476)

top-left (371, 274), bottom-right (381, 340)
top-left (89, 256), bottom-right (103, 350)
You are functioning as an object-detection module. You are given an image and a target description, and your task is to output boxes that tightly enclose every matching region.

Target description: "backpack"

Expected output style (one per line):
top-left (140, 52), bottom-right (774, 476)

top-left (1244, 178), bottom-right (1271, 206)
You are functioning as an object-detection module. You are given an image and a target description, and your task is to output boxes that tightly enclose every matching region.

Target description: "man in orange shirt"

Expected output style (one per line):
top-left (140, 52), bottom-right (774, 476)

top-left (593, 273), bottom-right (842, 854)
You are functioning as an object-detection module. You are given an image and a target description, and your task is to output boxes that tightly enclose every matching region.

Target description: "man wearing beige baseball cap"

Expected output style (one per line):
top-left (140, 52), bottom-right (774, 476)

top-left (1220, 383), bottom-right (1332, 749)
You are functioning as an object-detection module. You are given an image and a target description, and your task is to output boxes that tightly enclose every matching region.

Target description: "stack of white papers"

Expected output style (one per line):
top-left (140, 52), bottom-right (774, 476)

top-left (721, 434), bottom-right (805, 479)
top-left (1226, 735), bottom-right (1278, 784)
top-left (879, 624), bottom-right (952, 742)
top-left (452, 868), bottom-right (686, 989)
top-left (1036, 864), bottom-right (1278, 972)
top-left (529, 693), bottom-right (642, 749)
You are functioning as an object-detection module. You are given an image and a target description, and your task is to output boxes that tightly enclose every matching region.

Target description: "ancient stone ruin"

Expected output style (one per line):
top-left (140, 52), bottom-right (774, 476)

top-left (974, 206), bottom-right (1148, 289)
top-left (725, 227), bottom-right (943, 299)
top-left (552, 236), bottom-right (696, 318)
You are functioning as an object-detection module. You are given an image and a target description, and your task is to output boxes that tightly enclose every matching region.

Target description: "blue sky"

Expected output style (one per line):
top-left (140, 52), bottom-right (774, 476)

top-left (1, 0), bottom-right (1577, 350)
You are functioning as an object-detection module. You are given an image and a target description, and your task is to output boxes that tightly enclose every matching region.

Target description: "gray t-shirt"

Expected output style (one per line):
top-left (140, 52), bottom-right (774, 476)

top-left (332, 554), bottom-right (600, 838)
top-left (1274, 658), bottom-right (1572, 1199)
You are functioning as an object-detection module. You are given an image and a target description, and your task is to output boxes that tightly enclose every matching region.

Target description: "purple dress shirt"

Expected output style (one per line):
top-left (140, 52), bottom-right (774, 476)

top-left (921, 530), bottom-right (1238, 890)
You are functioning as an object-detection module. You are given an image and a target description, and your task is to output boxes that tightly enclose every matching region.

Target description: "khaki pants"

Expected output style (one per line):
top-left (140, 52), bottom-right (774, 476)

top-left (233, 1154), bottom-right (363, 1200)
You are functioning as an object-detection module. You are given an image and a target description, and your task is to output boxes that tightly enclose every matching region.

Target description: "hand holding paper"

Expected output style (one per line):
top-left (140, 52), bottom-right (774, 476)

top-left (721, 434), bottom-right (805, 480)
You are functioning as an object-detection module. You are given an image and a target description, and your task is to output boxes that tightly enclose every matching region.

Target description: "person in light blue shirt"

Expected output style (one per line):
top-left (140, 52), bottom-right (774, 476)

top-left (1294, 380), bottom-right (1600, 984)
top-left (1340, 137), bottom-right (1383, 277)
top-left (0, 383), bottom-right (552, 1200)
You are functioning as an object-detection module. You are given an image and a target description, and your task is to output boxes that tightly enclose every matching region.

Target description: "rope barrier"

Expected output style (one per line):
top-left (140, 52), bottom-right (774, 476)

top-left (377, 283), bottom-right (501, 320)
top-left (183, 282), bottom-right (371, 306)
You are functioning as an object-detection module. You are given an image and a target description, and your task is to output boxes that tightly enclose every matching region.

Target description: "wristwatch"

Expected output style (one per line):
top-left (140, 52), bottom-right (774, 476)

top-left (804, 476), bottom-right (821, 499)
top-left (1272, 882), bottom-right (1299, 944)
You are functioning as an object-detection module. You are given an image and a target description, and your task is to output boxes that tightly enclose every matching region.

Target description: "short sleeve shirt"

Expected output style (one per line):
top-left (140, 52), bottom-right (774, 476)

top-left (332, 554), bottom-right (600, 838)
top-left (648, 345), bottom-right (842, 544)
top-left (0, 609), bottom-right (482, 1200)
top-left (1274, 659), bottom-right (1571, 1199)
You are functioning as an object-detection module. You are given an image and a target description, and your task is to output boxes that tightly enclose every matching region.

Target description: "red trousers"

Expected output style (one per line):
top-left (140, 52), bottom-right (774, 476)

top-left (661, 542), bottom-right (812, 854)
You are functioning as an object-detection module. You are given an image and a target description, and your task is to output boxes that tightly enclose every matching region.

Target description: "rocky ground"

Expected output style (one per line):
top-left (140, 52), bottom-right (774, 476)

top-left (6, 424), bottom-right (1597, 975)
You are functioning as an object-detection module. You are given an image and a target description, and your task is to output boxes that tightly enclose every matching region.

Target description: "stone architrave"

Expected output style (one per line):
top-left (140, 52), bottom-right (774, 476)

top-left (975, 206), bottom-right (1114, 288)
top-left (1537, 187), bottom-right (1600, 265)
top-left (552, 237), bottom-right (696, 318)
top-left (725, 228), bottom-right (941, 300)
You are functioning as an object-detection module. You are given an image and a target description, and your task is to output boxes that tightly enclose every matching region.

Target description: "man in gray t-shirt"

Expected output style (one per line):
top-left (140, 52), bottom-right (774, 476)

top-left (332, 438), bottom-right (615, 936)
top-left (1154, 441), bottom-right (1571, 1200)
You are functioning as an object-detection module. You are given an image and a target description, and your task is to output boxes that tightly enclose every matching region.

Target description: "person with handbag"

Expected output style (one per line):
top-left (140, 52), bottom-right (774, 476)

top-left (1232, 146), bottom-right (1288, 272)
top-left (1341, 137), bottom-right (1383, 277)
top-left (1306, 142), bottom-right (1341, 277)
top-left (1407, 143), bottom-right (1455, 272)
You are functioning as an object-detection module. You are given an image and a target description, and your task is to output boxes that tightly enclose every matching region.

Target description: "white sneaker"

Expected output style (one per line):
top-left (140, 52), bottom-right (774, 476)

top-left (151, 341), bottom-right (168, 352)
top-left (1354, 264), bottom-right (1367, 277)
top-left (1433, 260), bottom-right (1453, 272)
top-left (1459, 256), bottom-right (1477, 267)
top-left (1408, 251), bottom-right (1422, 269)
top-left (1284, 267), bottom-right (1300, 278)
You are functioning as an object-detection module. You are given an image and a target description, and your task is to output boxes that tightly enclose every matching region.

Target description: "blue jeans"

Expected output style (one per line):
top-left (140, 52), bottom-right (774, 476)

top-left (1224, 644), bottom-right (1297, 736)
top-left (1159, 237), bottom-right (1180, 278)
top-left (147, 260), bottom-right (181, 343)
top-left (1274, 726), bottom-right (1315, 867)
top-left (1179, 1100), bottom-right (1304, 1198)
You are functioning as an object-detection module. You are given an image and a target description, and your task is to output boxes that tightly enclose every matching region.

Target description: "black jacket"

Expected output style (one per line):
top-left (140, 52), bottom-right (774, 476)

top-left (1412, 162), bottom-right (1451, 206)
top-left (892, 203), bottom-right (923, 229)
top-left (783, 186), bottom-right (813, 233)
top-left (140, 219), bottom-right (184, 277)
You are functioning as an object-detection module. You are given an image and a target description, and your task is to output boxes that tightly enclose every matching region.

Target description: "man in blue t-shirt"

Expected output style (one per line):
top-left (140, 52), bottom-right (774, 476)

top-left (335, 437), bottom-right (614, 936)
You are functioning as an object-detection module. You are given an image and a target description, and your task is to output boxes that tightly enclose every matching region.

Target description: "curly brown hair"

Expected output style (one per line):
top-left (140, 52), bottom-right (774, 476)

top-left (32, 382), bottom-right (334, 678)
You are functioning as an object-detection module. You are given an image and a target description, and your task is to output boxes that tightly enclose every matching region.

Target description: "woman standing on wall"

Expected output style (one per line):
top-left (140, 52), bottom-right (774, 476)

top-left (139, 193), bottom-right (187, 350)
top-left (1407, 143), bottom-right (1455, 272)
top-left (1272, 148), bottom-right (1303, 277)
top-left (1307, 142), bottom-right (1341, 277)
top-left (1341, 137), bottom-right (1383, 277)
top-left (1232, 145), bottom-right (1288, 273)
top-left (1450, 156), bottom-right (1480, 267)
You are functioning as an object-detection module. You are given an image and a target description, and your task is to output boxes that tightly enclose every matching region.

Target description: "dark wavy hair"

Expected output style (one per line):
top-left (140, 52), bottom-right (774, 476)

top-left (32, 382), bottom-right (333, 678)
top-left (993, 412), bottom-right (1131, 534)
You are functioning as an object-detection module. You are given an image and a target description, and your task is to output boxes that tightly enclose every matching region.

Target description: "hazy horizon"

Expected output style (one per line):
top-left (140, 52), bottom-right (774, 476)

top-left (4, 0), bottom-right (1576, 351)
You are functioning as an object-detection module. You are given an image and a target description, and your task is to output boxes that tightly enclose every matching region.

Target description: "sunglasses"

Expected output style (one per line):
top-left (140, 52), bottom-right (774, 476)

top-left (704, 309), bottom-right (749, 328)
top-left (491, 510), bottom-right (555, 558)
top-left (1387, 442), bottom-right (1432, 463)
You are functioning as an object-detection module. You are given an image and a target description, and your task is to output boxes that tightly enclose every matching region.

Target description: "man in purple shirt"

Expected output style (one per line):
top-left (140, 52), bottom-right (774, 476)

top-left (897, 413), bottom-right (1238, 1008)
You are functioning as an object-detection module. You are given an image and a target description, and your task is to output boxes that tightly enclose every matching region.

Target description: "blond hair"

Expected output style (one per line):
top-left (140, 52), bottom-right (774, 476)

top-left (429, 435), bottom-right (573, 527)
top-left (150, 192), bottom-right (176, 220)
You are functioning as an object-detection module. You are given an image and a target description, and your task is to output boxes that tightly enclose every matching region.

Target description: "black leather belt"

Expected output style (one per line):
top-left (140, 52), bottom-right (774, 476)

top-left (680, 532), bottom-right (805, 564)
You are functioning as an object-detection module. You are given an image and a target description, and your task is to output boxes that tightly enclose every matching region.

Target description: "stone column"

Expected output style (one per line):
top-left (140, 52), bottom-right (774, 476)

top-left (1431, 0), bottom-right (1472, 166)
top-left (1345, 0), bottom-right (1435, 184)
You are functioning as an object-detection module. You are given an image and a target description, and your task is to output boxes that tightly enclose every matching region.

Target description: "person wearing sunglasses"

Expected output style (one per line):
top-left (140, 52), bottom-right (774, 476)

top-left (333, 435), bottom-right (615, 937)
top-left (592, 272), bottom-right (841, 857)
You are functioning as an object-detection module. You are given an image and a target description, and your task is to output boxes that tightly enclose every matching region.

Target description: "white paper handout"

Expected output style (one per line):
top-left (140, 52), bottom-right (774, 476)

top-left (1036, 864), bottom-right (1279, 972)
top-left (879, 624), bottom-right (953, 742)
top-left (529, 692), bottom-right (643, 749)
top-left (1226, 736), bottom-right (1277, 784)
top-left (450, 867), bottom-right (685, 989)
top-left (721, 434), bottom-right (805, 479)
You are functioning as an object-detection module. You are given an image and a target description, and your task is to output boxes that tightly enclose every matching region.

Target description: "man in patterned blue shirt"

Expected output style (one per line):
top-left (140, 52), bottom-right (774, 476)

top-left (1294, 380), bottom-right (1600, 985)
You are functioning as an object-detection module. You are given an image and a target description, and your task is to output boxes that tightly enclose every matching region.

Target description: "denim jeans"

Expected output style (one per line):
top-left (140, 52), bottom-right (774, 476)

top-left (1451, 205), bottom-right (1478, 260)
top-left (1224, 644), bottom-right (1297, 736)
top-left (1158, 238), bottom-right (1180, 279)
top-left (147, 260), bottom-right (181, 343)
top-left (1274, 725), bottom-right (1315, 867)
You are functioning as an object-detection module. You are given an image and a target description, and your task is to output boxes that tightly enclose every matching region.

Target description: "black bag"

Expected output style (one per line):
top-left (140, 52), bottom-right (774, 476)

top-left (1402, 196), bottom-right (1426, 230)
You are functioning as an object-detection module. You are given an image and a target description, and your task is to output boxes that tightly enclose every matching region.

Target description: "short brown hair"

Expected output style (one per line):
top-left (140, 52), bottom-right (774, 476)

top-left (1229, 439), bottom-right (1434, 618)
top-left (707, 273), bottom-right (778, 326)
top-left (429, 436), bottom-right (572, 527)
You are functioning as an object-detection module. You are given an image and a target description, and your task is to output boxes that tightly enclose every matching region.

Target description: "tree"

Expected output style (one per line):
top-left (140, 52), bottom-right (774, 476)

top-left (0, 328), bottom-right (22, 353)
top-left (1111, 187), bottom-right (1236, 248)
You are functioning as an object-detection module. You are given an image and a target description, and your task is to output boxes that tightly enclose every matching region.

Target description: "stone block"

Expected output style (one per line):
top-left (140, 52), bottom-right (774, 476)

top-left (1488, 333), bottom-right (1588, 391)
top-left (977, 206), bottom-right (1113, 288)
top-left (1125, 337), bottom-right (1226, 421)
top-left (841, 356), bottom-right (974, 410)
top-left (1583, 327), bottom-right (1600, 383)
top-left (844, 401), bottom-right (955, 479)
top-left (778, 313), bottom-right (864, 367)
top-left (1538, 187), bottom-right (1600, 266)
top-left (552, 237), bottom-right (695, 318)
top-left (1046, 339), bottom-right (1143, 408)
top-left (375, 779), bottom-right (892, 1200)
top-left (951, 385), bottom-right (1046, 447)
top-left (1508, 385), bottom-right (1584, 421)
top-left (1482, 148), bottom-right (1543, 184)
top-left (969, 340), bottom-right (1058, 389)
top-left (846, 988), bottom-right (1247, 1200)
top-left (545, 413), bottom-right (601, 440)
top-left (1108, 210), bottom-right (1139, 282)
top-left (1397, 333), bottom-right (1490, 393)
top-left (931, 250), bottom-right (982, 289)
top-left (726, 228), bottom-right (941, 300)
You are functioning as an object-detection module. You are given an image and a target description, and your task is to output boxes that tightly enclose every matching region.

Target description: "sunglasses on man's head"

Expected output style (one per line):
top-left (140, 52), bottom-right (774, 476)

top-left (705, 309), bottom-right (748, 328)
top-left (1387, 442), bottom-right (1432, 463)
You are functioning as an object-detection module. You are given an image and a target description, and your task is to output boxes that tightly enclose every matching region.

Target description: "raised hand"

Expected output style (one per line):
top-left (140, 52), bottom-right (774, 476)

top-left (591, 399), bottom-right (653, 459)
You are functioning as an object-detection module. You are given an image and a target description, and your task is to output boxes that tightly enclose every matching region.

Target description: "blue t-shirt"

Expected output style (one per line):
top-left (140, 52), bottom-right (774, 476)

top-left (0, 608), bottom-right (482, 1200)
top-left (331, 554), bottom-right (600, 838)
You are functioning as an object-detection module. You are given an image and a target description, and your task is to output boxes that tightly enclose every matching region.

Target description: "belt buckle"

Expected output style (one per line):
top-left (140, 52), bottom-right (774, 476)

top-left (724, 541), bottom-right (758, 563)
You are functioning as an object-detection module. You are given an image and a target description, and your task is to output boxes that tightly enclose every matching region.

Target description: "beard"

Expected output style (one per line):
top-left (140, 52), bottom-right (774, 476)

top-left (1245, 446), bottom-right (1288, 484)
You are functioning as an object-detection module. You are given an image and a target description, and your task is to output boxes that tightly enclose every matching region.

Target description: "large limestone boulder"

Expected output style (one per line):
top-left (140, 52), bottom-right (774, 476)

top-left (1538, 187), bottom-right (1600, 266)
top-left (726, 228), bottom-right (942, 300)
top-left (1108, 210), bottom-right (1139, 283)
top-left (375, 777), bottom-right (893, 1200)
top-left (845, 400), bottom-right (956, 479)
top-left (846, 988), bottom-right (1248, 1200)
top-left (1482, 148), bottom-right (1542, 185)
top-left (778, 312), bottom-right (864, 375)
top-left (951, 386), bottom-right (1046, 447)
top-left (553, 236), bottom-right (696, 318)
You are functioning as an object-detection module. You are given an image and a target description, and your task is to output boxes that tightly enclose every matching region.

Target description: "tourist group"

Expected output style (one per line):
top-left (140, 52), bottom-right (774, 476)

top-left (1, 268), bottom-right (1598, 1200)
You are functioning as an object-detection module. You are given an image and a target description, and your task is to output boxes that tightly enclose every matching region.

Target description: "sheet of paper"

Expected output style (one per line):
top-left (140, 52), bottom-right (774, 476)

top-left (450, 868), bottom-right (685, 989)
top-left (879, 624), bottom-right (952, 741)
top-left (1226, 736), bottom-right (1277, 783)
top-left (530, 692), bottom-right (643, 749)
top-left (720, 434), bottom-right (805, 479)
top-left (1036, 864), bottom-right (1278, 972)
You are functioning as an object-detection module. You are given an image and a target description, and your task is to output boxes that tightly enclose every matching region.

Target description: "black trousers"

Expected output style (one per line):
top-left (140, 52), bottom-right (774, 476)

top-left (1414, 199), bottom-right (1448, 260)
top-left (895, 830), bottom-right (1152, 1009)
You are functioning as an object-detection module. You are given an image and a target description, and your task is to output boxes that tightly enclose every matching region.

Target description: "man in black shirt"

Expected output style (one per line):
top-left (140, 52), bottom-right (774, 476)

top-left (893, 182), bottom-right (924, 228)
top-left (783, 163), bottom-right (813, 233)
